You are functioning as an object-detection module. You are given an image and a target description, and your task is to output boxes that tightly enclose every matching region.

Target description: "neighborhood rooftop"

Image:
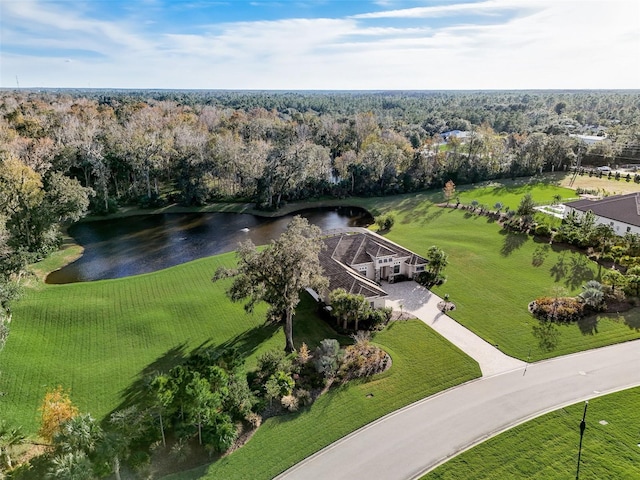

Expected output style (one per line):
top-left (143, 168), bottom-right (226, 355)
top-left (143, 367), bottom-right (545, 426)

top-left (565, 193), bottom-right (640, 228)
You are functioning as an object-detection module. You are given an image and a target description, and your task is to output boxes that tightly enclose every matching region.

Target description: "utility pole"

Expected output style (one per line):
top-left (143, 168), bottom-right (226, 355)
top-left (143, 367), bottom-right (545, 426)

top-left (575, 401), bottom-right (589, 480)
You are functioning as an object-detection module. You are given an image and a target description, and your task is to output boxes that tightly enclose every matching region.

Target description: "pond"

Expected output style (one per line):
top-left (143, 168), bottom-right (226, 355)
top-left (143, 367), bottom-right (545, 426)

top-left (46, 207), bottom-right (373, 284)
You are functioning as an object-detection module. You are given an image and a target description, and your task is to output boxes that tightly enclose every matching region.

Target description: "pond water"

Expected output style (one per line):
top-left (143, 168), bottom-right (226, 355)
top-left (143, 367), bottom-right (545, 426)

top-left (46, 207), bottom-right (373, 284)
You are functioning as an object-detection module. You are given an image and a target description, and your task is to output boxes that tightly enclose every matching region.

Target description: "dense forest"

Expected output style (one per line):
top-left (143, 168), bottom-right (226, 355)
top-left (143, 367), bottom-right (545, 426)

top-left (1, 89), bottom-right (639, 262)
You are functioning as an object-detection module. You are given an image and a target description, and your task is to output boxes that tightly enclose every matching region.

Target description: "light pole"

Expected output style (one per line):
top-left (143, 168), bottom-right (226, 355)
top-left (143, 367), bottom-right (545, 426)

top-left (575, 401), bottom-right (589, 480)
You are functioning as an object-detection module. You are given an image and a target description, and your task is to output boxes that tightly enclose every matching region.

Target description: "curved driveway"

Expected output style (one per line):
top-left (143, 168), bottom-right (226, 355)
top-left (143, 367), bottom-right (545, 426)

top-left (278, 339), bottom-right (640, 480)
top-left (280, 233), bottom-right (640, 479)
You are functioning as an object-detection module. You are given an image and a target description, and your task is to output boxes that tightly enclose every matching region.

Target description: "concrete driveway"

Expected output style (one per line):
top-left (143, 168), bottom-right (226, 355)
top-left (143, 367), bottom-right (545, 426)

top-left (382, 281), bottom-right (525, 377)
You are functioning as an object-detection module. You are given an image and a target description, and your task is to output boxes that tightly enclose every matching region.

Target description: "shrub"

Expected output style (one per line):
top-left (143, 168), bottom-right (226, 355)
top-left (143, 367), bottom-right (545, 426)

top-left (294, 388), bottom-right (312, 407)
top-left (314, 339), bottom-right (343, 378)
top-left (375, 213), bottom-right (395, 231)
top-left (535, 224), bottom-right (551, 237)
top-left (296, 343), bottom-right (311, 364)
top-left (226, 374), bottom-right (256, 419)
top-left (281, 395), bottom-right (299, 412)
top-left (360, 307), bottom-right (392, 331)
top-left (254, 350), bottom-right (292, 385)
top-left (266, 371), bottom-right (295, 398)
top-left (528, 296), bottom-right (584, 323)
top-left (338, 334), bottom-right (391, 381)
top-left (416, 271), bottom-right (446, 287)
top-left (245, 412), bottom-right (262, 429)
top-left (202, 415), bottom-right (238, 453)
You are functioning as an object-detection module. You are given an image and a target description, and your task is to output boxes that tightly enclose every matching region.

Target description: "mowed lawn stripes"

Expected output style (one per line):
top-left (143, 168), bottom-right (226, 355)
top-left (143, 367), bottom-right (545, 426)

top-left (381, 201), bottom-right (640, 361)
top-left (1, 253), bottom-right (267, 432)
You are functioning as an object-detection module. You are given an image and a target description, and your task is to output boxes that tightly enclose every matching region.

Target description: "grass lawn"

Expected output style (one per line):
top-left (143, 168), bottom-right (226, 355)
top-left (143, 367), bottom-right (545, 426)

top-left (349, 180), bottom-right (640, 362)
top-left (163, 320), bottom-right (480, 480)
top-left (1, 253), bottom-right (480, 479)
top-left (424, 386), bottom-right (640, 479)
top-left (5, 174), bottom-right (640, 477)
top-left (1, 252), bottom-right (271, 433)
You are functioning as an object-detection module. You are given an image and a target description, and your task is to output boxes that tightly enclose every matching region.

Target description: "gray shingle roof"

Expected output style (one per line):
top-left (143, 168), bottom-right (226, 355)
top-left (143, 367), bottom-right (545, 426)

top-left (565, 193), bottom-right (640, 228)
top-left (327, 232), bottom-right (427, 266)
top-left (318, 241), bottom-right (387, 299)
top-left (319, 231), bottom-right (427, 300)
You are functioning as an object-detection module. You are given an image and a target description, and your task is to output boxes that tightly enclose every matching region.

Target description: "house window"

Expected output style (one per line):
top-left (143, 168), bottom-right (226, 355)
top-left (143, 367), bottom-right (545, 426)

top-left (416, 266), bottom-right (425, 272)
top-left (627, 226), bottom-right (632, 233)
top-left (610, 222), bottom-right (614, 226)
top-left (393, 265), bottom-right (400, 274)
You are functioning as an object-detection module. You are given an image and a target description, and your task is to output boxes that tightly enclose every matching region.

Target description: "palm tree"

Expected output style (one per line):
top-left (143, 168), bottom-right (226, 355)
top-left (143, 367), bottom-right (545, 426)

top-left (328, 288), bottom-right (370, 331)
top-left (426, 246), bottom-right (449, 278)
top-left (0, 421), bottom-right (25, 470)
top-left (47, 451), bottom-right (94, 480)
top-left (54, 414), bottom-right (102, 455)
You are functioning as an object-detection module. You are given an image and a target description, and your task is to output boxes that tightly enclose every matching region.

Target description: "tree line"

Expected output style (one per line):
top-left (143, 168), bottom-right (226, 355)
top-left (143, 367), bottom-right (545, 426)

top-left (1, 90), bottom-right (638, 219)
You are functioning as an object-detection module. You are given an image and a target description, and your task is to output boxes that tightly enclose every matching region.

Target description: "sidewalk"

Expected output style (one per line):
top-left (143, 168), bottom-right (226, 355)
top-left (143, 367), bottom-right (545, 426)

top-left (383, 282), bottom-right (526, 377)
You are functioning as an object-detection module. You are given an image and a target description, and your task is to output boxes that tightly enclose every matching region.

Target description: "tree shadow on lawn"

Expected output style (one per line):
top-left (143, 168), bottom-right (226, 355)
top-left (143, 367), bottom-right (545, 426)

top-left (549, 252), bottom-right (594, 289)
top-left (605, 311), bottom-right (640, 332)
top-left (111, 324), bottom-right (280, 415)
top-left (624, 314), bottom-right (640, 331)
top-left (577, 314), bottom-right (599, 335)
top-left (532, 245), bottom-right (550, 267)
top-left (397, 196), bottom-right (435, 224)
top-left (500, 229), bottom-right (528, 256)
top-left (400, 203), bottom-right (444, 226)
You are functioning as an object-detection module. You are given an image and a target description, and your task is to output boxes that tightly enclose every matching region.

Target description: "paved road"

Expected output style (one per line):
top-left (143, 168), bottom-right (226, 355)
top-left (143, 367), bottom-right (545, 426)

top-left (277, 339), bottom-right (640, 480)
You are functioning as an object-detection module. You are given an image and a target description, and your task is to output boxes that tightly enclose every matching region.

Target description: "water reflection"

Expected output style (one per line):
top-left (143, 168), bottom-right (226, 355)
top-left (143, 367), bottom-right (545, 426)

top-left (47, 207), bottom-right (372, 284)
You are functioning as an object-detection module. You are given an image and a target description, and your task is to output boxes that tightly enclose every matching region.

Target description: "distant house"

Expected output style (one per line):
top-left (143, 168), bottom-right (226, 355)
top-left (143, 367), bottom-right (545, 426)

top-left (313, 230), bottom-right (428, 308)
top-left (569, 134), bottom-right (607, 145)
top-left (440, 130), bottom-right (470, 141)
top-left (564, 193), bottom-right (640, 235)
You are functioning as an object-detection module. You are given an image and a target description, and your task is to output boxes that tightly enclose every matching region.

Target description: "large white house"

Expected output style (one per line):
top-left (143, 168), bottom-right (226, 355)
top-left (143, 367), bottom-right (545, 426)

top-left (564, 193), bottom-right (640, 235)
top-left (315, 230), bottom-right (428, 308)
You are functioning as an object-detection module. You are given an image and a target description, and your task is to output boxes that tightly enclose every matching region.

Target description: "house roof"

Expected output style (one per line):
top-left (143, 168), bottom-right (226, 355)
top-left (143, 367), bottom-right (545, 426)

top-left (320, 256), bottom-right (388, 299)
top-left (325, 232), bottom-right (427, 267)
top-left (565, 193), bottom-right (640, 228)
top-left (318, 231), bottom-right (427, 300)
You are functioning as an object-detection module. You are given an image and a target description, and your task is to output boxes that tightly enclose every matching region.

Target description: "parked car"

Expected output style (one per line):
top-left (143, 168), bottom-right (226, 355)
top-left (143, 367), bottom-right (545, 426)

top-left (597, 166), bottom-right (611, 172)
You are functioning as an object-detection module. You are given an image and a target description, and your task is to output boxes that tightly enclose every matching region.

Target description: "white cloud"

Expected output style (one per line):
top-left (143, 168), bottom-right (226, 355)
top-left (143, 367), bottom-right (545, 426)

top-left (352, 0), bottom-right (528, 19)
top-left (1, 0), bottom-right (638, 89)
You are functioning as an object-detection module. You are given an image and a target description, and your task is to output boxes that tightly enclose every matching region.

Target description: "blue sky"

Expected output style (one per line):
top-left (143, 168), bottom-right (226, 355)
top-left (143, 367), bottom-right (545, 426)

top-left (1, 0), bottom-right (639, 89)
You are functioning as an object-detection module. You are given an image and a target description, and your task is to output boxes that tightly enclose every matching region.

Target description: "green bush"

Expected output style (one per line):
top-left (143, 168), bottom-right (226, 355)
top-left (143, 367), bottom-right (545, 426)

top-left (375, 214), bottom-right (395, 231)
top-left (416, 271), bottom-right (446, 287)
top-left (253, 350), bottom-right (292, 386)
top-left (534, 224), bottom-right (551, 237)
top-left (360, 307), bottom-right (393, 330)
top-left (266, 371), bottom-right (295, 398)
